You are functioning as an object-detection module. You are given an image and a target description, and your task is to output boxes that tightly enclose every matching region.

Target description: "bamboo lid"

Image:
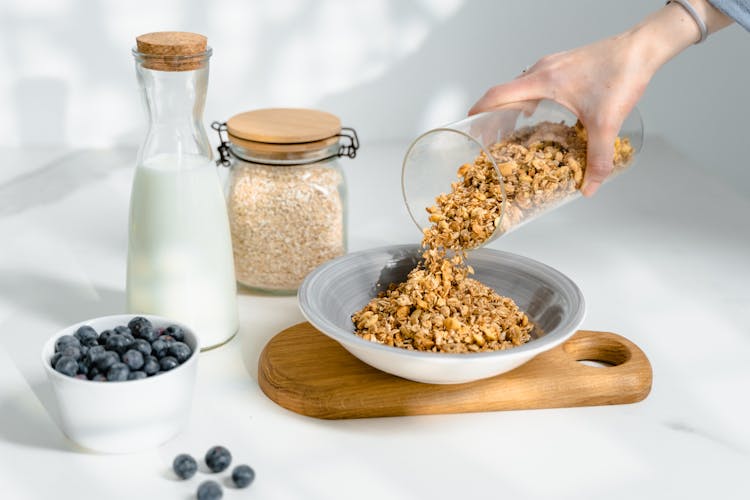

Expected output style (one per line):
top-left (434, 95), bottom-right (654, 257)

top-left (135, 31), bottom-right (209, 71)
top-left (227, 108), bottom-right (342, 146)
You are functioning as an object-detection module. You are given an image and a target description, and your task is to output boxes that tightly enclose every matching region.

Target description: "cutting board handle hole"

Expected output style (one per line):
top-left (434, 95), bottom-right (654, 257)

top-left (563, 335), bottom-right (631, 367)
top-left (576, 359), bottom-right (616, 368)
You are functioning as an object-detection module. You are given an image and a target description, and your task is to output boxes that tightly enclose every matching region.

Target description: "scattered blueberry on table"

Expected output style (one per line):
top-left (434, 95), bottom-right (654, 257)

top-left (231, 465), bottom-right (255, 488)
top-left (51, 317), bottom-right (192, 382)
top-left (196, 480), bottom-right (223, 500)
top-left (205, 445), bottom-right (232, 473)
top-left (171, 447), bottom-right (256, 495)
top-left (173, 453), bottom-right (198, 479)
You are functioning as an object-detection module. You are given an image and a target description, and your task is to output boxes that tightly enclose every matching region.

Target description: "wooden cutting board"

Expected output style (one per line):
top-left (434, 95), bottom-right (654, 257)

top-left (258, 322), bottom-right (652, 419)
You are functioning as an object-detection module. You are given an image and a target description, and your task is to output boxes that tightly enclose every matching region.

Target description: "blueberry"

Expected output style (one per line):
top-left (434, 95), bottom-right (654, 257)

top-left (165, 325), bottom-right (185, 342)
top-left (127, 371), bottom-right (147, 380)
top-left (50, 352), bottom-right (62, 368)
top-left (172, 453), bottom-right (198, 480)
top-left (161, 335), bottom-right (175, 344)
top-left (132, 338), bottom-right (152, 357)
top-left (60, 345), bottom-right (82, 361)
top-left (168, 342), bottom-right (192, 363)
top-left (77, 360), bottom-right (89, 374)
top-left (86, 345), bottom-right (106, 364)
top-left (74, 325), bottom-right (99, 347)
top-left (231, 465), bottom-right (255, 488)
top-left (139, 326), bottom-right (160, 342)
top-left (98, 329), bottom-right (115, 344)
top-left (159, 356), bottom-right (179, 372)
top-left (151, 339), bottom-right (169, 358)
top-left (122, 349), bottom-right (144, 370)
top-left (54, 356), bottom-right (79, 377)
top-left (105, 334), bottom-right (133, 355)
top-left (55, 335), bottom-right (80, 353)
top-left (96, 351), bottom-right (119, 371)
top-left (205, 446), bottom-right (232, 473)
top-left (87, 366), bottom-right (100, 379)
top-left (92, 374), bottom-right (107, 382)
top-left (143, 356), bottom-right (160, 376)
top-left (107, 362), bottom-right (130, 381)
top-left (196, 480), bottom-right (223, 500)
top-left (114, 325), bottom-right (132, 338)
top-left (128, 316), bottom-right (153, 336)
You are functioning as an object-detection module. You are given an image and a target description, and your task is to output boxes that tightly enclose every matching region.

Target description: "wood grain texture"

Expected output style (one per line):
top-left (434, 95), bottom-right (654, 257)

top-left (258, 322), bottom-right (652, 419)
top-left (227, 108), bottom-right (341, 144)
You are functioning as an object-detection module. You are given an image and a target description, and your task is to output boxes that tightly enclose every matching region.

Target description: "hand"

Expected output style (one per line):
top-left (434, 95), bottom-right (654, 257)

top-left (469, 36), bottom-right (650, 196)
top-left (468, 2), bottom-right (729, 196)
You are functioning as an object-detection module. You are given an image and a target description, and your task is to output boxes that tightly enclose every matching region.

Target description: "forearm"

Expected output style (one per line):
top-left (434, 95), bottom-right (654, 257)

top-left (624, 0), bottom-right (733, 75)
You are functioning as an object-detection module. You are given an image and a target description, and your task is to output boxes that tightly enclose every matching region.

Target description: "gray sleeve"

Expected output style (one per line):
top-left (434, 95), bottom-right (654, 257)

top-left (708, 0), bottom-right (750, 31)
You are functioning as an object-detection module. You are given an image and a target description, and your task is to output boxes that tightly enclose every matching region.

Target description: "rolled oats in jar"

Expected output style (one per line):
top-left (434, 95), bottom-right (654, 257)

top-left (213, 108), bottom-right (358, 294)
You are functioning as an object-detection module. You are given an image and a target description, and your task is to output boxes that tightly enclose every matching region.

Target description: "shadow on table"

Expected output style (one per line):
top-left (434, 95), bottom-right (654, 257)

top-left (0, 147), bottom-right (135, 218)
top-left (0, 272), bottom-right (124, 451)
top-left (0, 270), bottom-right (125, 326)
top-left (0, 383), bottom-right (71, 451)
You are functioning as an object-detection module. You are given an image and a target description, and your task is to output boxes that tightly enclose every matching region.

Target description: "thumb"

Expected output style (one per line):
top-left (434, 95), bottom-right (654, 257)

top-left (581, 123), bottom-right (616, 197)
top-left (469, 76), bottom-right (546, 116)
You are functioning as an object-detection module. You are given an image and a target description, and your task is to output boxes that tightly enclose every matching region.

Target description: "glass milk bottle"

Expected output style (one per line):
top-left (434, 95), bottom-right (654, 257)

top-left (127, 32), bottom-right (238, 349)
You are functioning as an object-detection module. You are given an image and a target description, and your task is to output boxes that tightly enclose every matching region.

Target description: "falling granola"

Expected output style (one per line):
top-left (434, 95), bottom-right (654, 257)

top-left (352, 120), bottom-right (633, 353)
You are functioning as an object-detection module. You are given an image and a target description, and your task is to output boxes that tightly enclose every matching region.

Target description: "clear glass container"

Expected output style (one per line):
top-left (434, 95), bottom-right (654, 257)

top-left (127, 33), bottom-right (239, 349)
top-left (215, 122), bottom-right (356, 294)
top-left (402, 99), bottom-right (643, 247)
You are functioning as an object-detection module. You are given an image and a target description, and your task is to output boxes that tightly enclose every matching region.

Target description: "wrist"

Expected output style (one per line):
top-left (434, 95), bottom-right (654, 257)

top-left (624, 4), bottom-right (698, 75)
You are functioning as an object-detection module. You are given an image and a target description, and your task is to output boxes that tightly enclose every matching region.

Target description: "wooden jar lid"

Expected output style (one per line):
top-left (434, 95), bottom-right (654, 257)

top-left (226, 108), bottom-right (342, 154)
top-left (135, 32), bottom-right (209, 71)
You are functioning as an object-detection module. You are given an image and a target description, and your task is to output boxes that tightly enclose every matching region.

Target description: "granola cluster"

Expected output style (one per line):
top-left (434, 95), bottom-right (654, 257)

top-left (352, 121), bottom-right (633, 354)
top-left (425, 121), bottom-right (635, 245)
top-left (353, 248), bottom-right (532, 353)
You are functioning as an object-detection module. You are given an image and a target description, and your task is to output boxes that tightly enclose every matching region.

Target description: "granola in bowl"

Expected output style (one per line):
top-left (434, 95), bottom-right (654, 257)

top-left (353, 120), bottom-right (632, 354)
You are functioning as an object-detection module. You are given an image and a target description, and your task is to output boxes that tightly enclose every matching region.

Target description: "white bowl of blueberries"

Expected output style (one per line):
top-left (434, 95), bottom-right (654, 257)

top-left (42, 314), bottom-right (199, 453)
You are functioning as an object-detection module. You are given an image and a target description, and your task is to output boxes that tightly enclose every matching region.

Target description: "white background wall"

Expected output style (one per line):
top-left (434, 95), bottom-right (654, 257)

top-left (1, 0), bottom-right (748, 194)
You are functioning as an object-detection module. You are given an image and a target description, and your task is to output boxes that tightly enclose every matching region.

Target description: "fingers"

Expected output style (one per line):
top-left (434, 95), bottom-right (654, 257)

top-left (468, 76), bottom-right (546, 116)
top-left (581, 124), bottom-right (617, 197)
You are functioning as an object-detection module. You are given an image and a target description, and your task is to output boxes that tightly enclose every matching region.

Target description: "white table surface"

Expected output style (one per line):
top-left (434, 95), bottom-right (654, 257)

top-left (0, 137), bottom-right (749, 500)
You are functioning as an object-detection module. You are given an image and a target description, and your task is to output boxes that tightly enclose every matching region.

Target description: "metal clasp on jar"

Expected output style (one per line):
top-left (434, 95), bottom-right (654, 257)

top-left (210, 121), bottom-right (359, 167)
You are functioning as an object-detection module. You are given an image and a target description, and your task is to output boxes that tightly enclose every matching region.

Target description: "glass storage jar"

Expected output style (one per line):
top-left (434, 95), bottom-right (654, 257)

top-left (402, 99), bottom-right (643, 248)
top-left (213, 108), bottom-right (358, 294)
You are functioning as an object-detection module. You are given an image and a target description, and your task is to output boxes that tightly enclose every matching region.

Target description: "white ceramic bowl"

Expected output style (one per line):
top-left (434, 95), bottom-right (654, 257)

top-left (298, 244), bottom-right (586, 384)
top-left (42, 314), bottom-right (199, 453)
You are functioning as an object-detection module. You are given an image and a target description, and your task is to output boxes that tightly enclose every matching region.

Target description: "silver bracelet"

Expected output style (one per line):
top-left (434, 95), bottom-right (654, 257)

top-left (667, 0), bottom-right (708, 43)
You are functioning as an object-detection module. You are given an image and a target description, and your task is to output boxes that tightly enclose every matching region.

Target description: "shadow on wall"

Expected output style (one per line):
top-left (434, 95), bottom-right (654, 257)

top-left (316, 0), bottom-right (637, 142)
top-left (2, 0), bottom-right (648, 148)
top-left (13, 77), bottom-right (69, 145)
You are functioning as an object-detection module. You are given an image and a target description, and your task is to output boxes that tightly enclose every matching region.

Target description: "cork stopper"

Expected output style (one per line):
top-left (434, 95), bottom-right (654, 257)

top-left (135, 31), bottom-right (209, 71)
